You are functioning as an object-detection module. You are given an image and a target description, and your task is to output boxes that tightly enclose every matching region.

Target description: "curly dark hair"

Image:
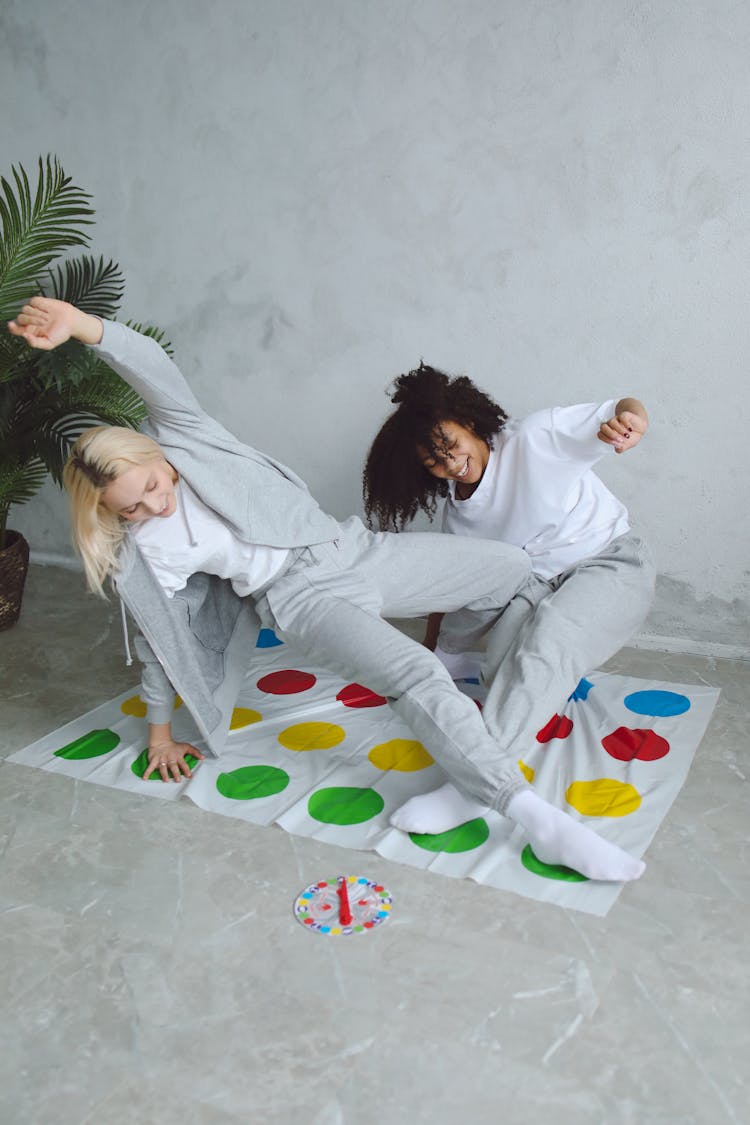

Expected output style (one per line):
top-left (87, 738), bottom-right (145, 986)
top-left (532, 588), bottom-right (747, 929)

top-left (363, 362), bottom-right (508, 531)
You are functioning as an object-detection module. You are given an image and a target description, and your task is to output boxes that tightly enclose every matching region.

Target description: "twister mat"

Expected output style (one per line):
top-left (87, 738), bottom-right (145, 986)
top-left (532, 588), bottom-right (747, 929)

top-left (9, 629), bottom-right (719, 915)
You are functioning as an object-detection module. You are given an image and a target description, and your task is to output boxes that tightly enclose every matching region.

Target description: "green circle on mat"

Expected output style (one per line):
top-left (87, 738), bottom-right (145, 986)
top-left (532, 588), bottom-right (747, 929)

top-left (308, 786), bottom-right (384, 825)
top-left (521, 843), bottom-right (588, 882)
top-left (409, 817), bottom-right (490, 853)
top-left (216, 765), bottom-right (290, 800)
top-left (130, 749), bottom-right (200, 781)
top-left (54, 729), bottom-right (120, 760)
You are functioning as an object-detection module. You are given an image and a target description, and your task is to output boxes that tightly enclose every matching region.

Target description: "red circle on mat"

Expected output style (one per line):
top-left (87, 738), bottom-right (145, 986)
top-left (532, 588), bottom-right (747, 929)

top-left (602, 726), bottom-right (670, 762)
top-left (336, 683), bottom-right (388, 708)
top-left (536, 713), bottom-right (574, 743)
top-left (257, 669), bottom-right (317, 694)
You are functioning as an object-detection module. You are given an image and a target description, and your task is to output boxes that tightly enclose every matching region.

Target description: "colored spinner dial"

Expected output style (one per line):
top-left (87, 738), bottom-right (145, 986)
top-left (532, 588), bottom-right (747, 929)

top-left (293, 876), bottom-right (393, 936)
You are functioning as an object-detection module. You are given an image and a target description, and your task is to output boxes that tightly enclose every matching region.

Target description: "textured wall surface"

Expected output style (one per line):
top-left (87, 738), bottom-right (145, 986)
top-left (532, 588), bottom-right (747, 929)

top-left (2, 0), bottom-right (748, 650)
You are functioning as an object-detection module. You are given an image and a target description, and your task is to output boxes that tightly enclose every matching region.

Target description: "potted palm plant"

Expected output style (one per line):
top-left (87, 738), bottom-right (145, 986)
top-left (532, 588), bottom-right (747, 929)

top-left (0, 155), bottom-right (167, 629)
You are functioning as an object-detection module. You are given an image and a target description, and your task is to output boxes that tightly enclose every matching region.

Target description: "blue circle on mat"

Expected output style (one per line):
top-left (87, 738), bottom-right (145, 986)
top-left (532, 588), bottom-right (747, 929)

top-left (256, 628), bottom-right (284, 649)
top-left (624, 689), bottom-right (691, 717)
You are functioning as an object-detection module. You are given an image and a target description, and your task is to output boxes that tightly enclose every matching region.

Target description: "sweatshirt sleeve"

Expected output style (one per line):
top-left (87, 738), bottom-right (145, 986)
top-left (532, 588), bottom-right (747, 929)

top-left (91, 320), bottom-right (207, 429)
top-left (133, 631), bottom-right (178, 726)
top-left (545, 400), bottom-right (618, 466)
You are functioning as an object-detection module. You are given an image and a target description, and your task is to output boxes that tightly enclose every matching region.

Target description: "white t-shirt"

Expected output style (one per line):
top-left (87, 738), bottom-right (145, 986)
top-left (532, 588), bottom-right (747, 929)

top-left (442, 401), bottom-right (630, 580)
top-left (130, 478), bottom-right (290, 598)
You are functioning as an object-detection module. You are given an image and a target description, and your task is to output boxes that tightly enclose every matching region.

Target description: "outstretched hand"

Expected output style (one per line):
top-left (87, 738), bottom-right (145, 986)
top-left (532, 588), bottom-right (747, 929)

top-left (144, 737), bottom-right (206, 782)
top-left (598, 409), bottom-right (648, 454)
top-left (7, 296), bottom-right (102, 348)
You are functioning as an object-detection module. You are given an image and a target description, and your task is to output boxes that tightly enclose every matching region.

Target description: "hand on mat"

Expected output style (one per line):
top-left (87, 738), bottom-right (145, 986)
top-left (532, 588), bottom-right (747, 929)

top-left (598, 409), bottom-right (648, 454)
top-left (144, 737), bottom-right (205, 782)
top-left (8, 296), bottom-right (103, 348)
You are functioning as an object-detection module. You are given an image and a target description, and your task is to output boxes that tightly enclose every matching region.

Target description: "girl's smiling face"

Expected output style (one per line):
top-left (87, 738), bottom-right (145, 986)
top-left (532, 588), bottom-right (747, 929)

top-left (101, 458), bottom-right (178, 522)
top-left (417, 421), bottom-right (490, 488)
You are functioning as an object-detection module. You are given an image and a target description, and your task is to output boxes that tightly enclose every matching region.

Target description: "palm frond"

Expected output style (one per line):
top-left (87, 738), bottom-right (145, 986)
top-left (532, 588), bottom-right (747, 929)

top-left (0, 379), bottom-right (37, 444)
top-left (0, 330), bottom-right (31, 385)
top-left (0, 380), bottom-right (20, 437)
top-left (17, 362), bottom-right (147, 483)
top-left (0, 457), bottom-right (47, 513)
top-left (125, 320), bottom-right (174, 356)
top-left (62, 362), bottom-right (148, 428)
top-left (0, 155), bottom-right (94, 321)
top-left (46, 254), bottom-right (124, 317)
top-left (33, 338), bottom-right (98, 393)
top-left (29, 426), bottom-right (87, 486)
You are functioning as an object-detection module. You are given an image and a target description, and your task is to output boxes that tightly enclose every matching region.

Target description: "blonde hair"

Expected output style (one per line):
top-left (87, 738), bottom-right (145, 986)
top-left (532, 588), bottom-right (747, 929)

top-left (63, 426), bottom-right (166, 597)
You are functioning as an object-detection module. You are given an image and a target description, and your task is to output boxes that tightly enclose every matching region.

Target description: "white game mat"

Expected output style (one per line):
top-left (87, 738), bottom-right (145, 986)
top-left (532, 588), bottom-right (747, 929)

top-left (8, 630), bottom-right (719, 915)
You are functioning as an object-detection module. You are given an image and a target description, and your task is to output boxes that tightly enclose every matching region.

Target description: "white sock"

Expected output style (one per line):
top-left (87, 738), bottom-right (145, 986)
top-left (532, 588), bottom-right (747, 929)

top-left (389, 784), bottom-right (645, 883)
top-left (434, 645), bottom-right (482, 681)
top-left (389, 782), bottom-right (489, 834)
top-left (506, 790), bottom-right (645, 883)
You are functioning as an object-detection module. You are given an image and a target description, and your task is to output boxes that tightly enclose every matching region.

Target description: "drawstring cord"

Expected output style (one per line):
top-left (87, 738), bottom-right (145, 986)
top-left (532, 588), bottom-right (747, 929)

top-left (120, 597), bottom-right (133, 667)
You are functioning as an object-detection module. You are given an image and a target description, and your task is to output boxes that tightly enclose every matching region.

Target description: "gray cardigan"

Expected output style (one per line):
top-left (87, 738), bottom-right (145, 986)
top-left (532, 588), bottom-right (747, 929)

top-left (93, 321), bottom-right (341, 756)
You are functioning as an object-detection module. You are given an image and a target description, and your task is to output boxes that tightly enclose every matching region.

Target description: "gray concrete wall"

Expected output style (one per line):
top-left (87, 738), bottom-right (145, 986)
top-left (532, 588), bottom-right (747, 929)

top-left (3, 0), bottom-right (748, 653)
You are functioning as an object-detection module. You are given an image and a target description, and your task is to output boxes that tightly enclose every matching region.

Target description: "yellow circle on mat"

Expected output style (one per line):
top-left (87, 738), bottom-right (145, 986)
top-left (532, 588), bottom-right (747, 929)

top-left (121, 695), bottom-right (147, 718)
top-left (278, 722), bottom-right (346, 752)
top-left (518, 758), bottom-right (535, 783)
top-left (121, 694), bottom-right (183, 718)
top-left (566, 778), bottom-right (642, 818)
top-left (230, 707), bottom-right (263, 730)
top-left (368, 738), bottom-right (434, 772)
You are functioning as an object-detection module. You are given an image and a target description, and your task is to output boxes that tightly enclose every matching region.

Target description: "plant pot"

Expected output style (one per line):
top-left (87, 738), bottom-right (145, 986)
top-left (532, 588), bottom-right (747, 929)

top-left (0, 530), bottom-right (30, 631)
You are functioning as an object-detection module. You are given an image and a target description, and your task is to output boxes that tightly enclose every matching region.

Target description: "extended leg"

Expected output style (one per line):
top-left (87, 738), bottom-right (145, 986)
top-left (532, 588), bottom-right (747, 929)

top-left (260, 528), bottom-right (654, 881)
top-left (482, 532), bottom-right (655, 754)
top-left (389, 533), bottom-right (655, 880)
top-left (261, 568), bottom-right (526, 808)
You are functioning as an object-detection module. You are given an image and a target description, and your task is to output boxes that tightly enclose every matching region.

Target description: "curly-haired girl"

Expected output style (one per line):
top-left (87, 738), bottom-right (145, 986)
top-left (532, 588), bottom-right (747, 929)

top-left (364, 362), bottom-right (655, 841)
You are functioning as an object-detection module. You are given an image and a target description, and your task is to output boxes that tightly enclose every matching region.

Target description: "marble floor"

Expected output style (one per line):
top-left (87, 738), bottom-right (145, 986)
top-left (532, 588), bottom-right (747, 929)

top-left (1, 564), bottom-right (748, 1125)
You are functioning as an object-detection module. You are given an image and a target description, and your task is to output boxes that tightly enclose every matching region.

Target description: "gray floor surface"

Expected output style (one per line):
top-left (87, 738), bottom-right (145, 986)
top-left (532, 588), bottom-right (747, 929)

top-left (1, 564), bottom-right (748, 1125)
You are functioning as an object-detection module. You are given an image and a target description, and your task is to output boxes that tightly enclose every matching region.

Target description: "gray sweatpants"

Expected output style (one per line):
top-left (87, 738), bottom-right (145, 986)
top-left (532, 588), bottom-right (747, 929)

top-left (255, 516), bottom-right (534, 812)
top-left (256, 521), bottom-right (654, 813)
top-left (440, 530), bottom-right (656, 764)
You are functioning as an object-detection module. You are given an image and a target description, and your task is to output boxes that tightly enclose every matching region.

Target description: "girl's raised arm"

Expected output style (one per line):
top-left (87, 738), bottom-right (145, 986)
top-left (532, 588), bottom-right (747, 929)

top-left (9, 296), bottom-right (206, 428)
top-left (8, 295), bottom-right (102, 348)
